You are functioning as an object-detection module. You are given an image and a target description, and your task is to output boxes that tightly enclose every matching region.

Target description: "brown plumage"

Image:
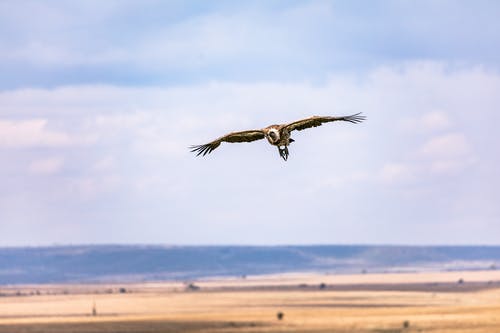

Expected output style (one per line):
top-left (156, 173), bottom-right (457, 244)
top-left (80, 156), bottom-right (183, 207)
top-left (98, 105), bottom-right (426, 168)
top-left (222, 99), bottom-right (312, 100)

top-left (190, 113), bottom-right (365, 161)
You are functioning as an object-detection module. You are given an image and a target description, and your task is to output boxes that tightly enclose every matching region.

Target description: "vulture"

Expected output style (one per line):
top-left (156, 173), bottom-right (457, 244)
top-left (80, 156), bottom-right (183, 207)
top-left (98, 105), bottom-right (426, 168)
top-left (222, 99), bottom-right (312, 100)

top-left (190, 113), bottom-right (365, 161)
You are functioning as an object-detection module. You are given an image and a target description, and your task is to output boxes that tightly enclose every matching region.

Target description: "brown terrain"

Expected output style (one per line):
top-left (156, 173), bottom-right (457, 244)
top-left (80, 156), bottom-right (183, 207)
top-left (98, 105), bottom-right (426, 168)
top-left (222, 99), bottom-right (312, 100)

top-left (1, 270), bottom-right (500, 332)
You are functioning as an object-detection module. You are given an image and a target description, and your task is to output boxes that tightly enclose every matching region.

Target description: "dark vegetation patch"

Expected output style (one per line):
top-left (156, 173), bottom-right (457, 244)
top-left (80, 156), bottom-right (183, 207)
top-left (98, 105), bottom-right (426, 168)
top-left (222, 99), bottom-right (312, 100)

top-left (211, 280), bottom-right (500, 293)
top-left (277, 303), bottom-right (413, 309)
top-left (0, 320), bottom-right (265, 333)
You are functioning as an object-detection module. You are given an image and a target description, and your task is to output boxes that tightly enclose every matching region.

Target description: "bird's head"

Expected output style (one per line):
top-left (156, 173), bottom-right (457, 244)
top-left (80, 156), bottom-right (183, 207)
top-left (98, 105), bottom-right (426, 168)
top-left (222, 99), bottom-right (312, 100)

top-left (267, 129), bottom-right (280, 143)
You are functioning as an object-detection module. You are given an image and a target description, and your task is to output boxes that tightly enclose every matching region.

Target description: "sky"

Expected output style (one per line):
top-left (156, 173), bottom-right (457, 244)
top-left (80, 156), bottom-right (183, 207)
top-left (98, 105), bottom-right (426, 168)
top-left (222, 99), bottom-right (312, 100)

top-left (1, 0), bottom-right (500, 246)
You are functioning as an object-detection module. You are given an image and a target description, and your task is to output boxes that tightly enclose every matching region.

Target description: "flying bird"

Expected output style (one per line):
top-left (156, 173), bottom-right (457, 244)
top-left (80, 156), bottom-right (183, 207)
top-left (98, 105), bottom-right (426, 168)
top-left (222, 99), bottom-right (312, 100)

top-left (190, 113), bottom-right (365, 161)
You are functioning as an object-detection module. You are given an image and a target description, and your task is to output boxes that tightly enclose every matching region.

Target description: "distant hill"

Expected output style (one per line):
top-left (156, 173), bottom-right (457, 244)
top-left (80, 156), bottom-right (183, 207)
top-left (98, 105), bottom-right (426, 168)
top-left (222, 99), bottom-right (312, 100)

top-left (0, 245), bottom-right (499, 284)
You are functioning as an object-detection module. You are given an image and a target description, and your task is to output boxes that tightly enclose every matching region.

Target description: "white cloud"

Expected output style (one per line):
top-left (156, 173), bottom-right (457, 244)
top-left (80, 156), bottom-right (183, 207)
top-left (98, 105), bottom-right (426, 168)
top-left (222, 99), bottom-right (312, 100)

top-left (421, 111), bottom-right (451, 131)
top-left (378, 131), bottom-right (477, 184)
top-left (419, 133), bottom-right (471, 158)
top-left (419, 133), bottom-right (476, 175)
top-left (429, 158), bottom-right (476, 175)
top-left (28, 157), bottom-right (64, 175)
top-left (0, 119), bottom-right (72, 148)
top-left (70, 175), bottom-right (121, 200)
top-left (402, 110), bottom-right (451, 133)
top-left (92, 156), bottom-right (115, 172)
top-left (318, 171), bottom-right (370, 190)
top-left (380, 163), bottom-right (416, 184)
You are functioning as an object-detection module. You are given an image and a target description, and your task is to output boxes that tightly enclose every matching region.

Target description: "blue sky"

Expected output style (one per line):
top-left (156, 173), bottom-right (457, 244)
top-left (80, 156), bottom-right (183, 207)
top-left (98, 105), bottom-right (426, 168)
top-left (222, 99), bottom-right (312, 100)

top-left (1, 1), bottom-right (500, 246)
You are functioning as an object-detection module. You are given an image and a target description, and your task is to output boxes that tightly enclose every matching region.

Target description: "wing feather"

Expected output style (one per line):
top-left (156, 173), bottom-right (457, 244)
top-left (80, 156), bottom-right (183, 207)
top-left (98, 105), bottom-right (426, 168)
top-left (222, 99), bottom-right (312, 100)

top-left (283, 113), bottom-right (366, 132)
top-left (190, 130), bottom-right (265, 156)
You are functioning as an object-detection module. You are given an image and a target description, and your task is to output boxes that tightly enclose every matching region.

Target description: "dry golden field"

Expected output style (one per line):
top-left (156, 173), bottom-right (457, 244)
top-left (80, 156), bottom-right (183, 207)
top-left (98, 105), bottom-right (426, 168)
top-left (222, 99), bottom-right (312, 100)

top-left (1, 270), bottom-right (500, 333)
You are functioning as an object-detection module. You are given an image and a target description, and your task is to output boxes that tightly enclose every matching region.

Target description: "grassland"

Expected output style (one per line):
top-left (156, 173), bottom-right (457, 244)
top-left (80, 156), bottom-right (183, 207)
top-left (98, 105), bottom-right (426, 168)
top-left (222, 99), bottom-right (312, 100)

top-left (1, 270), bottom-right (500, 332)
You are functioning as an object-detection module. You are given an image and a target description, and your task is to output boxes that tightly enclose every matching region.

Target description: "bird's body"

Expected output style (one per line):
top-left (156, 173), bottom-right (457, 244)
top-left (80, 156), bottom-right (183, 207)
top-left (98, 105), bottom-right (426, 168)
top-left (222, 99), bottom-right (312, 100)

top-left (190, 113), bottom-right (365, 161)
top-left (262, 125), bottom-right (293, 160)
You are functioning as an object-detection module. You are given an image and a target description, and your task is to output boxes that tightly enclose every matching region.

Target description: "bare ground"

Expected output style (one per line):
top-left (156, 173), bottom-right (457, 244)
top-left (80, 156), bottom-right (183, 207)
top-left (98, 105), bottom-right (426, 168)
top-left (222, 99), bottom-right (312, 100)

top-left (1, 270), bottom-right (500, 333)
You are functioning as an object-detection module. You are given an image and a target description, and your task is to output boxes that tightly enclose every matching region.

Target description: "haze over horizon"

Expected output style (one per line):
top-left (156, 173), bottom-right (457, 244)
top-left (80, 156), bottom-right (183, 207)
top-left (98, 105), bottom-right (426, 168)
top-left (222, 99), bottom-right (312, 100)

top-left (1, 1), bottom-right (500, 246)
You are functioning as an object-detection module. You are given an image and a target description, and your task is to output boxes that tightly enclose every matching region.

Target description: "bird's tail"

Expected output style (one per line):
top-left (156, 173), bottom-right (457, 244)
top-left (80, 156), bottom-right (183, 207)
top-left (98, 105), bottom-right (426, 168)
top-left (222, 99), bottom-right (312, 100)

top-left (278, 146), bottom-right (289, 161)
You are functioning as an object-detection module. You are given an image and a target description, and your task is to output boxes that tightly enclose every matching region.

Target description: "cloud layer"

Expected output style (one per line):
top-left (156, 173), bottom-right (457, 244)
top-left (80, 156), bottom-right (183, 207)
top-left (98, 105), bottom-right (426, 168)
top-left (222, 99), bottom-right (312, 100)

top-left (1, 61), bottom-right (499, 245)
top-left (1, 1), bottom-right (500, 88)
top-left (1, 2), bottom-right (500, 245)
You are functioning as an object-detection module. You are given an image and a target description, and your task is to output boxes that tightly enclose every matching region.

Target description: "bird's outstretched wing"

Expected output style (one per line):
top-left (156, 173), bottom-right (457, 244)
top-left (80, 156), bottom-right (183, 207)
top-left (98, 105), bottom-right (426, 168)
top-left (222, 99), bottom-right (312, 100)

top-left (190, 130), bottom-right (265, 156)
top-left (283, 113), bottom-right (366, 132)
